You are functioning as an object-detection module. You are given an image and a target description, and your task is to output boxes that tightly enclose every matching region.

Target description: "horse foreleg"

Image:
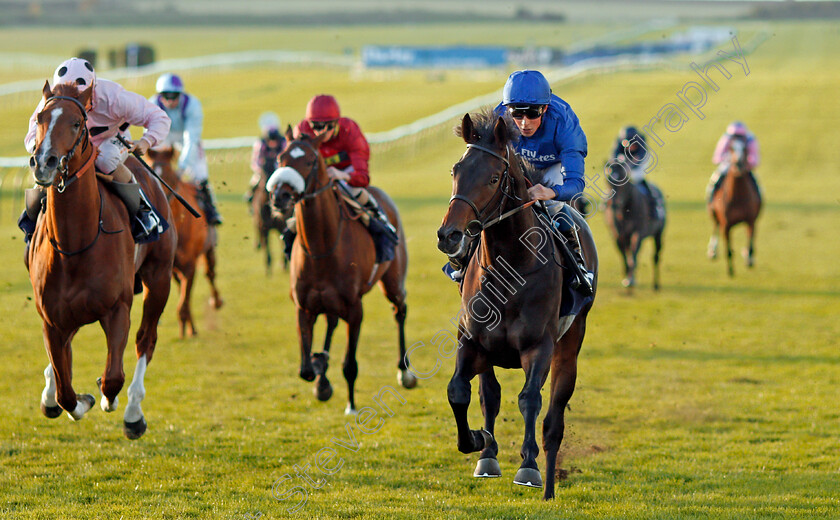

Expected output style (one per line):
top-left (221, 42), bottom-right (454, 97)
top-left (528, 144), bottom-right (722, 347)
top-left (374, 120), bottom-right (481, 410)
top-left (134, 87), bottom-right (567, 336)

top-left (44, 325), bottom-right (94, 420)
top-left (623, 233), bottom-right (640, 288)
top-left (448, 338), bottom-right (490, 457)
top-left (297, 308), bottom-right (317, 382)
top-left (474, 369), bottom-right (502, 478)
top-left (514, 338), bottom-right (553, 489)
top-left (724, 225), bottom-right (734, 277)
top-left (98, 304), bottom-right (130, 413)
top-left (40, 364), bottom-right (62, 418)
top-left (204, 247), bottom-right (223, 309)
top-left (543, 318), bottom-right (585, 500)
top-left (175, 265), bottom-right (196, 338)
top-left (708, 216), bottom-right (720, 260)
top-left (342, 306), bottom-right (363, 415)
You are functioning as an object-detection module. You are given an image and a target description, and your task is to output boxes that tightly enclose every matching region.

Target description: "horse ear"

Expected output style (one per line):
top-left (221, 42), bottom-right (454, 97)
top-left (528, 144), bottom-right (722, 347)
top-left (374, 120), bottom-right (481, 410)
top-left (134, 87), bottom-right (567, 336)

top-left (493, 116), bottom-right (508, 148)
top-left (42, 80), bottom-right (52, 100)
top-left (461, 113), bottom-right (478, 143)
top-left (78, 85), bottom-right (93, 110)
top-left (313, 129), bottom-right (330, 148)
top-left (285, 124), bottom-right (294, 143)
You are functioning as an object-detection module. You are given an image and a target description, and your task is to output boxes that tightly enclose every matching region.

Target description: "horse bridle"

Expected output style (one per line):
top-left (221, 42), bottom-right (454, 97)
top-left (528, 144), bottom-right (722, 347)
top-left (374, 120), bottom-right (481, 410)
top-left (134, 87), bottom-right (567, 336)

top-left (448, 143), bottom-right (523, 237)
top-left (285, 140), bottom-right (334, 203)
top-left (34, 95), bottom-right (92, 192)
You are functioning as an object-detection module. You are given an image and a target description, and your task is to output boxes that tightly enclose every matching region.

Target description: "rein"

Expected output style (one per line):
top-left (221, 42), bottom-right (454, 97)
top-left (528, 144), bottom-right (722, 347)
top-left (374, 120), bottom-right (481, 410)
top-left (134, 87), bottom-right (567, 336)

top-left (49, 183), bottom-right (124, 256)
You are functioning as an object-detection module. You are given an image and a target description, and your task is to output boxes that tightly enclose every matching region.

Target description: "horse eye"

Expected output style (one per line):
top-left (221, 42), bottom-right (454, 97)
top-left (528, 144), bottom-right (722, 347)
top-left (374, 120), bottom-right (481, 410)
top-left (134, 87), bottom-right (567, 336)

top-left (490, 175), bottom-right (500, 184)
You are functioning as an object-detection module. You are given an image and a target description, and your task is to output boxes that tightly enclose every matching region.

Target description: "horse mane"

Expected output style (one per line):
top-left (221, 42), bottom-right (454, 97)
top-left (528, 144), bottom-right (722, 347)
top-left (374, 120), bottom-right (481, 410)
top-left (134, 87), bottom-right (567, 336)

top-left (453, 107), bottom-right (541, 185)
top-left (52, 83), bottom-right (82, 98)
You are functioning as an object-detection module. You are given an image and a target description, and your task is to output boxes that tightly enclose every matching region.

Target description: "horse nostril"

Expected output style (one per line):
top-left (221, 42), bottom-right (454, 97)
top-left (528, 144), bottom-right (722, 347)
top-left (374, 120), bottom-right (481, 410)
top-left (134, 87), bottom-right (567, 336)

top-left (448, 231), bottom-right (463, 246)
top-left (29, 156), bottom-right (37, 169)
top-left (45, 155), bottom-right (58, 169)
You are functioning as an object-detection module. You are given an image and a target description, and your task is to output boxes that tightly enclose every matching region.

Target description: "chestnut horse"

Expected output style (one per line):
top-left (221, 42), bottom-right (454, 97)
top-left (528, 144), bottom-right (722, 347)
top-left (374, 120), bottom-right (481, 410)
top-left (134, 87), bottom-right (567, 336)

top-left (603, 162), bottom-right (666, 289)
top-left (437, 111), bottom-right (598, 500)
top-left (707, 136), bottom-right (762, 276)
top-left (274, 127), bottom-right (414, 414)
top-left (252, 165), bottom-right (290, 274)
top-left (26, 82), bottom-right (176, 439)
top-left (148, 146), bottom-right (222, 337)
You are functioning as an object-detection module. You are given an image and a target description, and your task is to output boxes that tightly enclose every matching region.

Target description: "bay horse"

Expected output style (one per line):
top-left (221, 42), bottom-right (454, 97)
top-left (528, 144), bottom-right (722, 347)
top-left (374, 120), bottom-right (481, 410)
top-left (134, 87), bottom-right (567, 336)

top-left (436, 111), bottom-right (598, 500)
top-left (707, 136), bottom-right (762, 276)
top-left (274, 127), bottom-right (414, 414)
top-left (252, 165), bottom-right (290, 274)
top-left (26, 82), bottom-right (176, 439)
top-left (148, 146), bottom-right (222, 337)
top-left (603, 162), bottom-right (666, 289)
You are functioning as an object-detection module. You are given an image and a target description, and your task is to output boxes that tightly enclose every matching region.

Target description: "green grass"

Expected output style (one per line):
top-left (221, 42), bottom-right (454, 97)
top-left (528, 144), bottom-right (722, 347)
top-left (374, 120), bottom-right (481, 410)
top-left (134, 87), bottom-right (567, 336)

top-left (1, 20), bottom-right (839, 520)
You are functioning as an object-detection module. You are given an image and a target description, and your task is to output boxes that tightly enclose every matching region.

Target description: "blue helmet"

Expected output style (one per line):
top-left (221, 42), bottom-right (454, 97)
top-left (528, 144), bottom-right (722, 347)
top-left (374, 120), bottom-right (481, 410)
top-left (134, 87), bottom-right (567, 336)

top-left (503, 70), bottom-right (551, 106)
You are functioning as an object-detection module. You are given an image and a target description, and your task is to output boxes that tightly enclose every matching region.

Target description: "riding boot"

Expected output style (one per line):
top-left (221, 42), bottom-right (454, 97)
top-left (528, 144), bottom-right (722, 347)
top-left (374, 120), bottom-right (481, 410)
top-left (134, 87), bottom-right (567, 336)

top-left (362, 198), bottom-right (399, 243)
top-left (198, 180), bottom-right (223, 225)
top-left (17, 186), bottom-right (46, 244)
top-left (109, 181), bottom-right (163, 243)
top-left (558, 226), bottom-right (594, 297)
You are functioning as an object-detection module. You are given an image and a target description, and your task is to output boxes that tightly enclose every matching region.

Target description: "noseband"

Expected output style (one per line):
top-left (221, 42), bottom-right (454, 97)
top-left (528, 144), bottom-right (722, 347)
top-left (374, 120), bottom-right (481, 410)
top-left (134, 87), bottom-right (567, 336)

top-left (35, 95), bottom-right (92, 192)
top-left (285, 140), bottom-right (334, 203)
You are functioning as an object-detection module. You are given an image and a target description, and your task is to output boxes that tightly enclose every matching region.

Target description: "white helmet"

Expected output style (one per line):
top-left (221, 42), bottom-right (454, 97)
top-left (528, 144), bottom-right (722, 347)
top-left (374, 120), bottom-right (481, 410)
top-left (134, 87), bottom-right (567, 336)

top-left (155, 73), bottom-right (184, 94)
top-left (53, 58), bottom-right (96, 91)
top-left (258, 111), bottom-right (281, 134)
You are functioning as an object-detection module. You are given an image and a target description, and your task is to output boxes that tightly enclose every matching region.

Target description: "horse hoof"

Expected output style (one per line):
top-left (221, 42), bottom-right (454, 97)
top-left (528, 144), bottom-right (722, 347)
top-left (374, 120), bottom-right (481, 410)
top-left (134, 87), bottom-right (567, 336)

top-left (40, 402), bottom-right (63, 419)
top-left (299, 367), bottom-right (315, 382)
top-left (398, 369), bottom-right (418, 389)
top-left (344, 405), bottom-right (357, 416)
top-left (210, 296), bottom-right (224, 309)
top-left (124, 416), bottom-right (147, 440)
top-left (474, 458), bottom-right (502, 478)
top-left (314, 376), bottom-right (333, 402)
top-left (513, 467), bottom-right (543, 488)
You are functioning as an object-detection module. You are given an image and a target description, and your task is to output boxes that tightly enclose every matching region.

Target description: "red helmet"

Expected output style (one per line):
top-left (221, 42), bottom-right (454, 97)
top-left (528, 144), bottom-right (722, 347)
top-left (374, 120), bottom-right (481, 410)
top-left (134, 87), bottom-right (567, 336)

top-left (306, 95), bottom-right (340, 122)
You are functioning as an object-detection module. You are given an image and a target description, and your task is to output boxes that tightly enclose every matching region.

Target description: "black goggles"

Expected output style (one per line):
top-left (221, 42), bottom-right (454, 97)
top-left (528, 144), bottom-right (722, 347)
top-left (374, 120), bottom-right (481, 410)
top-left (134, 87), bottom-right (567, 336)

top-left (161, 92), bottom-right (180, 101)
top-left (311, 120), bottom-right (336, 132)
top-left (508, 106), bottom-right (545, 120)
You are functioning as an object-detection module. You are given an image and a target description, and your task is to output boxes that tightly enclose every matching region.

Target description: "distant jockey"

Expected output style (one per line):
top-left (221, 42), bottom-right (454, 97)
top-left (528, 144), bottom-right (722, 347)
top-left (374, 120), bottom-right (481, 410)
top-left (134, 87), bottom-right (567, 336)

top-left (610, 125), bottom-right (664, 220)
top-left (247, 112), bottom-right (287, 205)
top-left (707, 121), bottom-right (761, 203)
top-left (22, 57), bottom-right (169, 243)
top-left (150, 73), bottom-right (222, 225)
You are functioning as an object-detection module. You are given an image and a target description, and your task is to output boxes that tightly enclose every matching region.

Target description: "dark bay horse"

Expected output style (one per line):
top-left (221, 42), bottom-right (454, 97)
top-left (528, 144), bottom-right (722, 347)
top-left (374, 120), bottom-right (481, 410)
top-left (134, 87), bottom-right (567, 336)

top-left (148, 146), bottom-right (222, 337)
top-left (436, 111), bottom-right (598, 500)
top-left (26, 82), bottom-right (176, 438)
top-left (708, 136), bottom-right (762, 276)
top-left (252, 165), bottom-right (290, 274)
top-left (275, 127), bottom-right (414, 414)
top-left (603, 162), bottom-right (666, 289)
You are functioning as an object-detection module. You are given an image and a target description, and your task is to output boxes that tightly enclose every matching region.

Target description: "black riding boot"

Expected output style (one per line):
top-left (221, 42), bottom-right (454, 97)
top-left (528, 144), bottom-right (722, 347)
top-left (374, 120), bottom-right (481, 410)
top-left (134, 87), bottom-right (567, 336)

top-left (109, 181), bottom-right (163, 243)
top-left (559, 227), bottom-right (594, 297)
top-left (18, 187), bottom-right (46, 243)
top-left (199, 180), bottom-right (223, 225)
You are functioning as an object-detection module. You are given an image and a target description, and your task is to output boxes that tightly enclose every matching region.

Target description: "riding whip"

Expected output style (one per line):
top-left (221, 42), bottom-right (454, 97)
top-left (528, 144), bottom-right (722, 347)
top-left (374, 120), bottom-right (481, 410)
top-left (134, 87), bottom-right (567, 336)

top-left (115, 134), bottom-right (201, 218)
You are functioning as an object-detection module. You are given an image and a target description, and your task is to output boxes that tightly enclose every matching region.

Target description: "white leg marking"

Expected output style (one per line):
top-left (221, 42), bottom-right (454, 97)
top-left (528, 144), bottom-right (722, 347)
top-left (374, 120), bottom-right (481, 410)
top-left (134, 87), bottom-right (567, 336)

top-left (41, 364), bottom-right (57, 408)
top-left (101, 393), bottom-right (118, 413)
top-left (125, 355), bottom-right (147, 423)
top-left (68, 398), bottom-right (92, 421)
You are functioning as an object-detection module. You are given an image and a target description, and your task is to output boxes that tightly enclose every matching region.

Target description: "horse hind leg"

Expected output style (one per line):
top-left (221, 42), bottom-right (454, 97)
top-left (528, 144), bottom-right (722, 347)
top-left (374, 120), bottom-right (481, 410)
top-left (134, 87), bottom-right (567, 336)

top-left (174, 266), bottom-right (197, 338)
top-left (514, 339), bottom-right (553, 490)
top-left (725, 225), bottom-right (735, 277)
top-left (204, 247), bottom-right (223, 309)
top-left (40, 365), bottom-right (62, 418)
top-left (342, 306), bottom-right (363, 415)
top-left (653, 232), bottom-right (663, 291)
top-left (97, 304), bottom-right (131, 413)
top-left (378, 265), bottom-right (416, 389)
top-left (744, 221), bottom-right (757, 267)
top-left (474, 369), bottom-right (502, 478)
top-left (543, 318), bottom-right (585, 500)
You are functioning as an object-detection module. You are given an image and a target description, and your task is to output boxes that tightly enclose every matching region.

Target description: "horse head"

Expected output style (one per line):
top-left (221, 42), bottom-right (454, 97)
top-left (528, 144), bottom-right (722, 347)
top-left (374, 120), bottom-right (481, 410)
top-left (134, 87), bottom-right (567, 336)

top-left (267, 125), bottom-right (329, 214)
top-left (147, 144), bottom-right (179, 187)
top-left (605, 159), bottom-right (635, 207)
top-left (29, 81), bottom-right (92, 187)
top-left (437, 110), bottom-right (522, 258)
top-left (727, 136), bottom-right (748, 175)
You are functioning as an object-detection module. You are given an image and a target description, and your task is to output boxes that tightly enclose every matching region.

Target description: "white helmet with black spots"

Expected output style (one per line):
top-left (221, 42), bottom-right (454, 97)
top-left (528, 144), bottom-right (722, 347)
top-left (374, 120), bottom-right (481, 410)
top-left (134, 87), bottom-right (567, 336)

top-left (156, 73), bottom-right (184, 94)
top-left (53, 58), bottom-right (96, 91)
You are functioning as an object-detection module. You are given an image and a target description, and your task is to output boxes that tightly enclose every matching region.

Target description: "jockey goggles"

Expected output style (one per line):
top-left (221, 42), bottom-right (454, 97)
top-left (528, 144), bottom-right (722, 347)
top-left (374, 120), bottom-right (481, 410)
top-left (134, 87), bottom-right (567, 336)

top-left (311, 120), bottom-right (337, 132)
top-left (508, 105), bottom-right (545, 120)
top-left (160, 92), bottom-right (180, 101)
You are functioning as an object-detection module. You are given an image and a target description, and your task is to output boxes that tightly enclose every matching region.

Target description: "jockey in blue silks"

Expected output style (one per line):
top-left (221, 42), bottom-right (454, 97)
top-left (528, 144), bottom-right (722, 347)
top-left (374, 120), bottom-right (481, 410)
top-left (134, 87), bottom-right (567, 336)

top-left (495, 70), bottom-right (592, 295)
top-left (443, 70), bottom-right (593, 296)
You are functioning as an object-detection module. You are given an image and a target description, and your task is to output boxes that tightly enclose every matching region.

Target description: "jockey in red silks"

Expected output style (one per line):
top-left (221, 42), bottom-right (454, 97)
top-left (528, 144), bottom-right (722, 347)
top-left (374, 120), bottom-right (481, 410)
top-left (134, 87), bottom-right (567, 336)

top-left (283, 94), bottom-right (398, 261)
top-left (22, 57), bottom-right (170, 243)
top-left (707, 121), bottom-right (762, 202)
